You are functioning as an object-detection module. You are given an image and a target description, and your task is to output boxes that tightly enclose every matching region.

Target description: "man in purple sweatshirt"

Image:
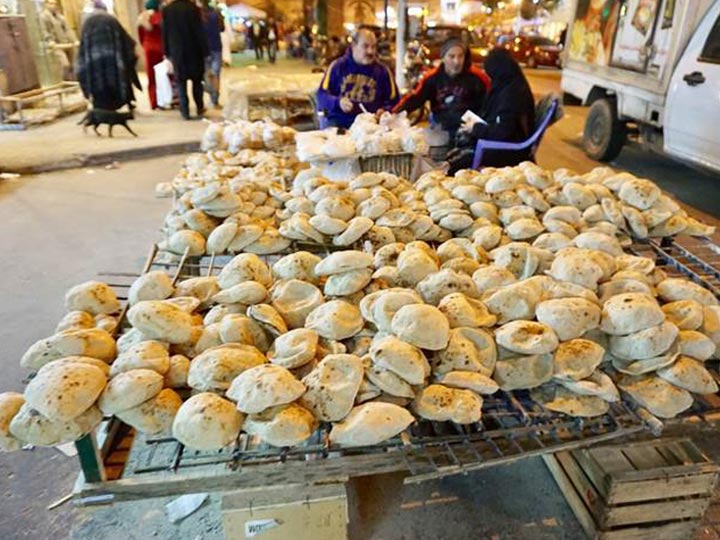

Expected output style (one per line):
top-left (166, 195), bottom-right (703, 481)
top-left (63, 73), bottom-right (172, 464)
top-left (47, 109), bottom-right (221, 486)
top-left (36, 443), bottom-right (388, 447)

top-left (316, 27), bottom-right (399, 129)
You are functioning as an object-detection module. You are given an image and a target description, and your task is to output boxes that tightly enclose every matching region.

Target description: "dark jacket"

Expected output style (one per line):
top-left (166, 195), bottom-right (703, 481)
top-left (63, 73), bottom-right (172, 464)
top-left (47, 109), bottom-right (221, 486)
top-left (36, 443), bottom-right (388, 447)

top-left (202, 7), bottom-right (224, 53)
top-left (394, 54), bottom-right (490, 134)
top-left (77, 12), bottom-right (141, 110)
top-left (470, 48), bottom-right (535, 165)
top-left (317, 48), bottom-right (399, 129)
top-left (162, 0), bottom-right (208, 80)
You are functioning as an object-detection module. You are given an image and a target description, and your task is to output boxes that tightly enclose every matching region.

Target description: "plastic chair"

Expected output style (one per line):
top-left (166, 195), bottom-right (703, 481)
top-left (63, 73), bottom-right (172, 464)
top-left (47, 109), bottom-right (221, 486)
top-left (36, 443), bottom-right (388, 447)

top-left (471, 97), bottom-right (559, 170)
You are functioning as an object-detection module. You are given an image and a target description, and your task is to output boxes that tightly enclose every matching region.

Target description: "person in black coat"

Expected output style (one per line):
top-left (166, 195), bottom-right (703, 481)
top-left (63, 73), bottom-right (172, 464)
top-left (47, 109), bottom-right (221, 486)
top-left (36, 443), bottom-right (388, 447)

top-left (448, 48), bottom-right (536, 172)
top-left (162, 0), bottom-right (208, 119)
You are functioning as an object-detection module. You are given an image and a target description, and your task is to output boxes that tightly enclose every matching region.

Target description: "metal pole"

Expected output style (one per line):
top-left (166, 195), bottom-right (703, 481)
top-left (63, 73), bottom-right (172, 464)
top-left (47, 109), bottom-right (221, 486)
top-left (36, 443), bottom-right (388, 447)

top-left (395, 0), bottom-right (406, 90)
top-left (384, 0), bottom-right (389, 31)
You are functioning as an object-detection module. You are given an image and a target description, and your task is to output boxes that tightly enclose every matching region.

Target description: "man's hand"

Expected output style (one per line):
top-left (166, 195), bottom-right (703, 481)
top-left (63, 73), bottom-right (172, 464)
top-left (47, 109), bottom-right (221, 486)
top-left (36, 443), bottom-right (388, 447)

top-left (339, 97), bottom-right (353, 113)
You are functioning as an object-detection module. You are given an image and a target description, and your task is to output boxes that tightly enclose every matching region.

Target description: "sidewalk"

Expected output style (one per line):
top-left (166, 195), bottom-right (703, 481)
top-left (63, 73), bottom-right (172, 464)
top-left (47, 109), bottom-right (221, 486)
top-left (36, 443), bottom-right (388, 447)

top-left (0, 55), bottom-right (316, 174)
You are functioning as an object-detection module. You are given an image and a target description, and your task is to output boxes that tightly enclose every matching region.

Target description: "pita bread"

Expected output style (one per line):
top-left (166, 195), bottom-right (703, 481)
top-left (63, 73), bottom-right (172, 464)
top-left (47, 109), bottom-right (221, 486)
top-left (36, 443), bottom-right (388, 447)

top-left (657, 278), bottom-right (718, 306)
top-left (55, 311), bottom-right (95, 333)
top-left (536, 297), bottom-right (601, 341)
top-left (0, 392), bottom-right (24, 452)
top-left (432, 327), bottom-right (497, 376)
top-left (219, 314), bottom-right (269, 351)
top-left (206, 222), bottom-right (238, 254)
top-left (391, 304), bottom-right (450, 350)
top-left (243, 403), bottom-right (318, 447)
top-left (438, 293), bottom-right (497, 328)
top-left (360, 288), bottom-right (423, 332)
top-left (483, 279), bottom-right (543, 324)
top-left (330, 402), bottom-right (414, 447)
top-left (115, 388), bottom-right (182, 435)
top-left (617, 374), bottom-right (693, 418)
top-left (472, 225), bottom-right (504, 250)
top-left (315, 251), bottom-right (373, 276)
top-left (226, 224), bottom-right (264, 252)
top-left (127, 300), bottom-right (196, 345)
top-left (396, 248), bottom-right (440, 287)
top-left (490, 242), bottom-right (540, 280)
top-left (413, 385), bottom-right (483, 424)
top-left (598, 279), bottom-right (654, 304)
top-left (20, 328), bottom-right (117, 370)
top-left (270, 280), bottom-right (325, 329)
top-left (172, 393), bottom-right (243, 450)
top-left (531, 385), bottom-right (609, 417)
top-left (128, 271), bottom-right (175, 305)
top-left (618, 178), bottom-right (660, 210)
top-left (677, 330), bottom-right (716, 361)
top-left (227, 364), bottom-right (306, 414)
top-left (495, 321), bottom-right (559, 355)
top-left (324, 268), bottom-right (373, 297)
top-left (702, 305), bottom-right (720, 348)
top-left (268, 328), bottom-right (319, 369)
top-left (300, 354), bottom-right (364, 421)
top-left (435, 371), bottom-right (499, 395)
top-left (600, 293), bottom-right (665, 335)
top-left (544, 206), bottom-right (583, 225)
top-left (9, 403), bottom-right (102, 447)
top-left (562, 182), bottom-right (597, 210)
top-left (662, 300), bottom-right (704, 331)
top-left (610, 344), bottom-right (679, 375)
top-left (532, 232), bottom-right (573, 253)
top-left (493, 353), bottom-right (554, 391)
top-left (187, 344), bottom-right (266, 391)
top-left (609, 321), bottom-right (679, 360)
top-left (472, 266), bottom-right (517, 294)
top-left (305, 300), bottom-right (364, 340)
top-left (163, 229), bottom-right (206, 256)
top-left (212, 281), bottom-right (268, 305)
top-left (657, 356), bottom-right (718, 394)
top-left (417, 269), bottom-right (480, 305)
top-left (98, 369), bottom-right (164, 415)
top-left (272, 252), bottom-right (322, 284)
top-left (65, 281), bottom-right (120, 315)
top-left (217, 253), bottom-right (272, 289)
top-left (547, 250), bottom-right (604, 290)
top-left (553, 339), bottom-right (604, 381)
top-left (365, 364), bottom-right (415, 398)
top-left (373, 243), bottom-right (405, 268)
top-left (544, 219), bottom-right (578, 238)
top-left (333, 217), bottom-right (374, 246)
top-left (164, 354), bottom-right (190, 388)
top-left (558, 370), bottom-right (619, 402)
top-left (369, 335), bottom-right (430, 385)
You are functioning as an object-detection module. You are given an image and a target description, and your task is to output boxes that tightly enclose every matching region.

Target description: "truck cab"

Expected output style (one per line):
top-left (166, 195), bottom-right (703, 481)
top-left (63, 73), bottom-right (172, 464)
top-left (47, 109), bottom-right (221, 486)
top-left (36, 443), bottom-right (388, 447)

top-left (561, 0), bottom-right (720, 174)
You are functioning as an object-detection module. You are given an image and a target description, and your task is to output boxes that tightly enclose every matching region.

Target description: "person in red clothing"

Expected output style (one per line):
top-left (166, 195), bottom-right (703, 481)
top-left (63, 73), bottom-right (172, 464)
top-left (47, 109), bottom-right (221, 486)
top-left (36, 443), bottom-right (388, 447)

top-left (137, 0), bottom-right (164, 109)
top-left (393, 37), bottom-right (490, 140)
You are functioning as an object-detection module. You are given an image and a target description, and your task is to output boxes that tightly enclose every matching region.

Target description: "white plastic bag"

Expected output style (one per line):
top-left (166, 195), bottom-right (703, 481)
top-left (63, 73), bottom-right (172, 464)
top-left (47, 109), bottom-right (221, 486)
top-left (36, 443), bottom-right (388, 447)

top-left (154, 59), bottom-right (174, 108)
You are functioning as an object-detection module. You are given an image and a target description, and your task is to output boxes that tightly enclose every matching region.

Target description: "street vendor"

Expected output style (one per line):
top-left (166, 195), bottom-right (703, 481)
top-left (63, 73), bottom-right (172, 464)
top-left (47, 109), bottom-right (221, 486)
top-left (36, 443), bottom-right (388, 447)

top-left (40, 0), bottom-right (79, 81)
top-left (393, 37), bottom-right (490, 139)
top-left (316, 27), bottom-right (399, 129)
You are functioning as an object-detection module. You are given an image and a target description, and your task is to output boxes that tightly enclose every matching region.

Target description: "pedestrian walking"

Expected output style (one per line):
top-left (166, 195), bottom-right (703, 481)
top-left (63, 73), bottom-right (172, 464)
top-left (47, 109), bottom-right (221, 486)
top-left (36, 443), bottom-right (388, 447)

top-left (40, 0), bottom-right (78, 81)
top-left (201, 0), bottom-right (224, 108)
top-left (252, 19), bottom-right (264, 60)
top-left (162, 0), bottom-right (208, 119)
top-left (137, 0), bottom-right (164, 110)
top-left (76, 5), bottom-right (141, 111)
top-left (266, 17), bottom-right (279, 64)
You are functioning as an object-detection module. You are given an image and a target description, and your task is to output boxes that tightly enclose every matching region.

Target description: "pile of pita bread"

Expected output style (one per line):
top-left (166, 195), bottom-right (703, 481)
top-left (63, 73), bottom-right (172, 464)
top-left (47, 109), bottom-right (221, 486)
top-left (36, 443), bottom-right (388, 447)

top-left (201, 119), bottom-right (296, 153)
top-left (4, 162), bottom-right (719, 455)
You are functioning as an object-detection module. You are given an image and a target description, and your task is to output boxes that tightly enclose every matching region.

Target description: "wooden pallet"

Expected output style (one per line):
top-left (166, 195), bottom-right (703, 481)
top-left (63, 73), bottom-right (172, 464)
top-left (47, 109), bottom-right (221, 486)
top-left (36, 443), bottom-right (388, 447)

top-left (543, 438), bottom-right (719, 540)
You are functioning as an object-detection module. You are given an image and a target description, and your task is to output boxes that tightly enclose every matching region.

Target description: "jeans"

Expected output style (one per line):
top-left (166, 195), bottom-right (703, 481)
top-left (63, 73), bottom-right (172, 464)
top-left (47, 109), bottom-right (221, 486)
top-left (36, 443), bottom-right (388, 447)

top-left (267, 40), bottom-right (277, 63)
top-left (204, 51), bottom-right (222, 106)
top-left (176, 76), bottom-right (203, 118)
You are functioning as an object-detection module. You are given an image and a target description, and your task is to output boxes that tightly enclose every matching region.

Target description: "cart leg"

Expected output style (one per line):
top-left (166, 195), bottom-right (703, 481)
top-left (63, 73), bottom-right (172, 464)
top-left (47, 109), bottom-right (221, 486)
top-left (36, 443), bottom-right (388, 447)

top-left (75, 433), bottom-right (107, 483)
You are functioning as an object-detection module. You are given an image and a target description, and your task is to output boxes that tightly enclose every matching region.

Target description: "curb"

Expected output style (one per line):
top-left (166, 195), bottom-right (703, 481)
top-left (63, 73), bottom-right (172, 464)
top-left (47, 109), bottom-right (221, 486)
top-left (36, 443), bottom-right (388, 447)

top-left (4, 140), bottom-right (200, 175)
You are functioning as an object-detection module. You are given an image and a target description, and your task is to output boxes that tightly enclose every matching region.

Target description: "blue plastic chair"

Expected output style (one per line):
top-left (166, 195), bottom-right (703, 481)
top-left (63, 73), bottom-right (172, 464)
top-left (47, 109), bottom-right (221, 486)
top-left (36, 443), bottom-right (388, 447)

top-left (471, 97), bottom-right (559, 170)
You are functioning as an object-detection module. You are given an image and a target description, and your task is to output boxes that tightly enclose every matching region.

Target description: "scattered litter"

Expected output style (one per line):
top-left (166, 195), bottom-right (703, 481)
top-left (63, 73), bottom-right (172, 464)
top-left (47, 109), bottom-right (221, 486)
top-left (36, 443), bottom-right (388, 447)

top-left (245, 518), bottom-right (281, 537)
top-left (542, 517), bottom-right (558, 527)
top-left (22, 444), bottom-right (35, 451)
top-left (105, 161), bottom-right (121, 170)
top-left (0, 172), bottom-right (20, 180)
top-left (55, 442), bottom-right (78, 457)
top-left (85, 169), bottom-right (96, 175)
top-left (47, 492), bottom-right (73, 510)
top-left (166, 493), bottom-right (208, 523)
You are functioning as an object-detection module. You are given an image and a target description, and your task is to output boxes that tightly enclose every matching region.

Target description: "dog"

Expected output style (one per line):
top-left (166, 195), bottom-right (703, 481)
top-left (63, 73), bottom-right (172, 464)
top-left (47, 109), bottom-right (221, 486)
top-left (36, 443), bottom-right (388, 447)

top-left (78, 108), bottom-right (137, 137)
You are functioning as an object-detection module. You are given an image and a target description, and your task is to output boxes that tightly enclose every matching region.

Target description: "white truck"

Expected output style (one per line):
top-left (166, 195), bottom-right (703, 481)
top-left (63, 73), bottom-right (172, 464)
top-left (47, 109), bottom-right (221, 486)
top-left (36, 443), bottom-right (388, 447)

top-left (561, 0), bottom-right (720, 172)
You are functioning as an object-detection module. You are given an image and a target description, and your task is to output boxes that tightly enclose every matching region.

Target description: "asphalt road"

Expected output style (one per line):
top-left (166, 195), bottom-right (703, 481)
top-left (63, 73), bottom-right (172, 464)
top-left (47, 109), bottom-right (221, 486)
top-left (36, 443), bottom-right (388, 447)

top-left (525, 68), bottom-right (720, 222)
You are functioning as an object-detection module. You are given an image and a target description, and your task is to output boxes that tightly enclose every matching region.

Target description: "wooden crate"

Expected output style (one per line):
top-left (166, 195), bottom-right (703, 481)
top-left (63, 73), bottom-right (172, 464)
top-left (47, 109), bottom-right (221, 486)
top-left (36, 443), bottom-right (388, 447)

top-left (543, 439), bottom-right (719, 540)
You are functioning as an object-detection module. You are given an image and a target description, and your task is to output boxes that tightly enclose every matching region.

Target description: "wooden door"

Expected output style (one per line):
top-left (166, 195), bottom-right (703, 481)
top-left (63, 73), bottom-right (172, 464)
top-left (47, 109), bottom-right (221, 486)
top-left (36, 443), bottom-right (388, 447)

top-left (0, 16), bottom-right (40, 94)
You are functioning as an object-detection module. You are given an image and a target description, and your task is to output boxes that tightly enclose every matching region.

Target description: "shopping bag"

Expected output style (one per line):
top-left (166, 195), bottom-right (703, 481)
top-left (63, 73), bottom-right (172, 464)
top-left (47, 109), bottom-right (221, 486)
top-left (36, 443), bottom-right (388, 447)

top-left (154, 59), bottom-right (174, 108)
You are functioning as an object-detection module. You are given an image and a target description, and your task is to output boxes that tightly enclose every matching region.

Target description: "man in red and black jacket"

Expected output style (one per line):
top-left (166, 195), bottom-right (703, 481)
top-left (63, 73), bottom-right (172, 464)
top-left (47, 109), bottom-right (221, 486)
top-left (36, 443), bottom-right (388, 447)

top-left (393, 37), bottom-right (490, 140)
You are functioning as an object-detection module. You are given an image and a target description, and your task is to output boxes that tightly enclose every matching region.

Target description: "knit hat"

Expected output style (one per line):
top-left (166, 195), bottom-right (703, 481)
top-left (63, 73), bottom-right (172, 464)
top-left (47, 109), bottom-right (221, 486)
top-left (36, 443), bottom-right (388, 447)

top-left (145, 0), bottom-right (159, 10)
top-left (440, 37), bottom-right (465, 58)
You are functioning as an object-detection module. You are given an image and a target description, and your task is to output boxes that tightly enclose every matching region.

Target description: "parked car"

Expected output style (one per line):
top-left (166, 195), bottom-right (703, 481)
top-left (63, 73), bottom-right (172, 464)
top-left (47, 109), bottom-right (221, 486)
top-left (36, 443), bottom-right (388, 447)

top-left (562, 0), bottom-right (720, 171)
top-left (496, 34), bottom-right (562, 68)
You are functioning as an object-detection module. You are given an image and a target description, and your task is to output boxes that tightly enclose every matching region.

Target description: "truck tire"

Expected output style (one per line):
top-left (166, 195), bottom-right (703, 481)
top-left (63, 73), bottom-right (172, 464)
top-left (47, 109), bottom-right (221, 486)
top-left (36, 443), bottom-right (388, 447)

top-left (583, 98), bottom-right (626, 161)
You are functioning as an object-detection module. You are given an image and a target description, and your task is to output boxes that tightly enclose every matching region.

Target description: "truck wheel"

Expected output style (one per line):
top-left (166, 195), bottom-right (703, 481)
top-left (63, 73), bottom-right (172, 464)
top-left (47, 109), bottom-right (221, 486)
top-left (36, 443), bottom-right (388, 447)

top-left (583, 98), bottom-right (626, 161)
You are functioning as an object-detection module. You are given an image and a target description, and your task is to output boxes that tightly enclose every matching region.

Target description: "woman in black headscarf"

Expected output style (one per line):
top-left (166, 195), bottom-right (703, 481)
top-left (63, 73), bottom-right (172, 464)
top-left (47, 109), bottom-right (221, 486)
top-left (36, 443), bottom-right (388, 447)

top-left (76, 4), bottom-right (141, 111)
top-left (448, 48), bottom-right (535, 172)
